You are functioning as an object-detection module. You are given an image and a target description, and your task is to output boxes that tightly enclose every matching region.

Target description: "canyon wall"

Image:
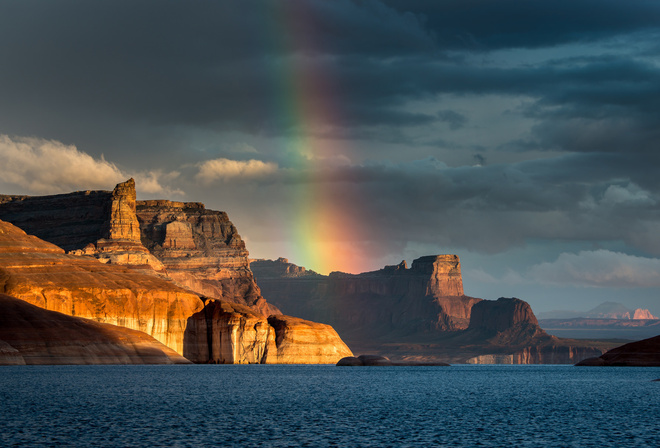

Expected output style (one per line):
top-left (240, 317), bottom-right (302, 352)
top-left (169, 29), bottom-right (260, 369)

top-left (0, 294), bottom-right (191, 365)
top-left (0, 179), bottom-right (353, 364)
top-left (252, 259), bottom-right (614, 364)
top-left (0, 179), bottom-right (276, 315)
top-left (0, 219), bottom-right (203, 354)
top-left (183, 300), bottom-right (353, 364)
top-left (135, 200), bottom-right (279, 316)
top-left (0, 218), bottom-right (352, 363)
top-left (251, 255), bottom-right (481, 346)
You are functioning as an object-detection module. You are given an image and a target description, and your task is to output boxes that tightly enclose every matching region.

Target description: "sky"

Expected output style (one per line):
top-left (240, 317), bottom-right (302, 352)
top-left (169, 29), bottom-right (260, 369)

top-left (1, 0), bottom-right (660, 314)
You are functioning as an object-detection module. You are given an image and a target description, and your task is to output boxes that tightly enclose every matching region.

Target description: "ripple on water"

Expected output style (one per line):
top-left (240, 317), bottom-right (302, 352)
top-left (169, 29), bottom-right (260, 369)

top-left (1, 364), bottom-right (659, 447)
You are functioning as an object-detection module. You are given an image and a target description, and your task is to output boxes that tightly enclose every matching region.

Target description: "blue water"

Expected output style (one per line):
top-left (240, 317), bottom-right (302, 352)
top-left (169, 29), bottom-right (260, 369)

top-left (1, 365), bottom-right (658, 447)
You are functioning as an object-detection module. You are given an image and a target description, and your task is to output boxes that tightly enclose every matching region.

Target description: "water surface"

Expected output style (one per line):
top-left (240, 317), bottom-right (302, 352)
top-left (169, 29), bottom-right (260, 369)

top-left (1, 365), bottom-right (658, 447)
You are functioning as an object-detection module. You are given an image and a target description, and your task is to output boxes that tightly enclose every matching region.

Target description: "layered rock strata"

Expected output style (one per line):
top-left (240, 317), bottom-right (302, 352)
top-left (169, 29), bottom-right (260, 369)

top-left (252, 258), bottom-right (615, 364)
top-left (135, 200), bottom-right (279, 316)
top-left (0, 219), bottom-right (203, 354)
top-left (183, 300), bottom-right (353, 364)
top-left (0, 218), bottom-right (353, 364)
top-left (251, 255), bottom-right (481, 345)
top-left (0, 179), bottom-right (276, 315)
top-left (0, 294), bottom-right (190, 365)
top-left (0, 179), bottom-right (162, 269)
top-left (461, 298), bottom-right (607, 364)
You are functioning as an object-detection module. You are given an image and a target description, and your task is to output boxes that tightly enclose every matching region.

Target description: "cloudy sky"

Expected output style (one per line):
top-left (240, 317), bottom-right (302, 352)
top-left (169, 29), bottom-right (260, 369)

top-left (1, 0), bottom-right (660, 314)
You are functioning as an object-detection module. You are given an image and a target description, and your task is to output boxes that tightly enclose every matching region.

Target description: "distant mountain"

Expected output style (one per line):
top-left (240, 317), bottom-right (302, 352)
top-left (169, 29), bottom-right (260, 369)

top-left (537, 302), bottom-right (657, 320)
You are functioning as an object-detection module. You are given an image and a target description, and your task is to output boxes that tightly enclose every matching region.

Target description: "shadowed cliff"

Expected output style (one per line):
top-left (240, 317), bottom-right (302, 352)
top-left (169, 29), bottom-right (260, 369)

top-left (251, 258), bottom-right (614, 364)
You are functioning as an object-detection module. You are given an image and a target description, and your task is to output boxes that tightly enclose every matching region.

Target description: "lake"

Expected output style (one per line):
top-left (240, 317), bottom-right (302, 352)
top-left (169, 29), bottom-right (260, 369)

top-left (1, 365), bottom-right (658, 447)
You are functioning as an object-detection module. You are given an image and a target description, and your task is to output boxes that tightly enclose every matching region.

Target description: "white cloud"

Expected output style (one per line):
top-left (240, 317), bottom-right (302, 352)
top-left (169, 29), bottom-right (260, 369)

top-left (196, 158), bottom-right (278, 184)
top-left (528, 250), bottom-right (660, 288)
top-left (0, 134), bottom-right (125, 193)
top-left (0, 134), bottom-right (184, 197)
top-left (132, 170), bottom-right (184, 198)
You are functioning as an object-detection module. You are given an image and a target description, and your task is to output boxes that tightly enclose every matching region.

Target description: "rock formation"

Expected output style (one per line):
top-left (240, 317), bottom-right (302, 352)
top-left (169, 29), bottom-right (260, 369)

top-left (633, 308), bottom-right (658, 320)
top-left (183, 300), bottom-right (352, 364)
top-left (0, 216), bottom-right (352, 364)
top-left (135, 200), bottom-right (279, 316)
top-left (266, 315), bottom-right (353, 364)
top-left (576, 335), bottom-right (660, 366)
top-left (0, 294), bottom-right (190, 365)
top-left (459, 298), bottom-right (608, 364)
top-left (252, 258), bottom-right (615, 364)
top-left (251, 255), bottom-right (481, 345)
top-left (0, 179), bottom-right (276, 315)
top-left (0, 219), bottom-right (203, 354)
top-left (0, 179), bottom-right (162, 269)
top-left (336, 354), bottom-right (450, 366)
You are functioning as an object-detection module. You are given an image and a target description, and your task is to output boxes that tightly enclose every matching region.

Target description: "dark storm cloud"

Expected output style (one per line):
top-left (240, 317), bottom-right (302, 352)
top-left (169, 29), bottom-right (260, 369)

top-left (2, 0), bottom-right (659, 148)
top-left (383, 0), bottom-right (660, 50)
top-left (1, 0), bottom-right (660, 263)
top-left (315, 154), bottom-right (660, 255)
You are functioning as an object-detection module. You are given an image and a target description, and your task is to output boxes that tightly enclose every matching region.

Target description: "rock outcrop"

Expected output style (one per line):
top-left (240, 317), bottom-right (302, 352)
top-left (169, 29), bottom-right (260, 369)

top-left (135, 200), bottom-right (279, 316)
top-left (0, 179), bottom-right (277, 315)
top-left (0, 218), bottom-right (203, 354)
top-left (0, 217), bottom-right (352, 364)
top-left (0, 179), bottom-right (163, 269)
top-left (251, 255), bottom-right (481, 347)
top-left (266, 315), bottom-right (353, 364)
top-left (183, 300), bottom-right (353, 364)
top-left (253, 258), bottom-right (616, 364)
top-left (633, 309), bottom-right (658, 320)
top-left (576, 335), bottom-right (660, 366)
top-left (0, 294), bottom-right (190, 365)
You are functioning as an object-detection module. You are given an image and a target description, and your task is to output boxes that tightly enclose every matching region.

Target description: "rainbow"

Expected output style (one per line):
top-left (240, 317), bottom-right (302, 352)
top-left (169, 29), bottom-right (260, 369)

top-left (266, 2), bottom-right (367, 275)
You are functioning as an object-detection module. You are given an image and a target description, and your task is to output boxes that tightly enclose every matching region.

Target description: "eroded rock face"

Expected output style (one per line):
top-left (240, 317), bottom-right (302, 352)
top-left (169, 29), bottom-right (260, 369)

top-left (0, 219), bottom-right (203, 355)
top-left (183, 300), bottom-right (353, 364)
top-left (183, 300), bottom-right (275, 364)
top-left (266, 315), bottom-right (354, 364)
top-left (135, 200), bottom-right (280, 316)
top-left (0, 180), bottom-right (278, 315)
top-left (468, 297), bottom-right (539, 334)
top-left (251, 255), bottom-right (481, 348)
top-left (106, 178), bottom-right (141, 242)
top-left (253, 259), bottom-right (615, 364)
top-left (0, 294), bottom-right (190, 365)
top-left (0, 178), bottom-right (163, 270)
top-left (633, 309), bottom-right (658, 320)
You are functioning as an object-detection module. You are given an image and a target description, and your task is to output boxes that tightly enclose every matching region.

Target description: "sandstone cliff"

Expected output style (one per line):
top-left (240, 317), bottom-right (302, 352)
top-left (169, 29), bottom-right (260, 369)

top-left (0, 179), bottom-right (277, 315)
top-left (0, 219), bottom-right (203, 354)
top-left (0, 216), bottom-right (352, 364)
top-left (251, 255), bottom-right (481, 345)
top-left (183, 300), bottom-right (352, 364)
top-left (0, 179), bottom-right (162, 269)
top-left (460, 298), bottom-right (607, 364)
top-left (252, 258), bottom-right (615, 364)
top-left (0, 294), bottom-right (190, 365)
top-left (135, 200), bottom-right (279, 316)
